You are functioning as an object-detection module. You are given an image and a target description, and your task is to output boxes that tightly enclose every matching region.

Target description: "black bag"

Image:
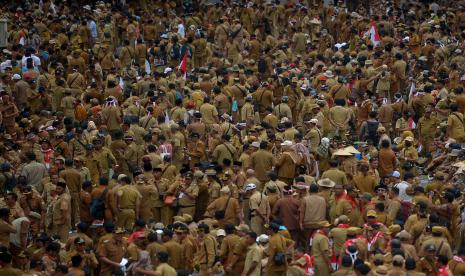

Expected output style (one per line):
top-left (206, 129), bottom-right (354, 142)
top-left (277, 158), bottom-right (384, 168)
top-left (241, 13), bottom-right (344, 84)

top-left (90, 188), bottom-right (108, 220)
top-left (402, 160), bottom-right (414, 171)
top-left (258, 58), bottom-right (267, 74)
top-left (366, 121), bottom-right (380, 144)
top-left (111, 266), bottom-right (125, 276)
top-left (214, 196), bottom-right (231, 220)
top-left (273, 252), bottom-right (286, 266)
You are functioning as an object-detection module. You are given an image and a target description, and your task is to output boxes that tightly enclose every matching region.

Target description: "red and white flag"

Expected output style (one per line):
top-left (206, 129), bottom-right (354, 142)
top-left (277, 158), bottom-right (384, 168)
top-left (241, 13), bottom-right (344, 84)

top-left (369, 20), bottom-right (380, 47)
top-left (178, 52), bottom-right (188, 79)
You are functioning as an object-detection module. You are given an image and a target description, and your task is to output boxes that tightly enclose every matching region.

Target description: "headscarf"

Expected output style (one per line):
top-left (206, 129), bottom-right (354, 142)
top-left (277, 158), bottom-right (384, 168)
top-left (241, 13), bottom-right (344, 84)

top-left (317, 137), bottom-right (330, 157)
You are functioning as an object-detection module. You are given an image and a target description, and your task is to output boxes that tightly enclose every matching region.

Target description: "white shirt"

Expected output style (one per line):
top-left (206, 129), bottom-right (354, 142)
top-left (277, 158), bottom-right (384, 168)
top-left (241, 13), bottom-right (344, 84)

top-left (21, 54), bottom-right (41, 69)
top-left (394, 181), bottom-right (412, 202)
top-left (177, 24), bottom-right (185, 38)
top-left (10, 217), bottom-right (30, 247)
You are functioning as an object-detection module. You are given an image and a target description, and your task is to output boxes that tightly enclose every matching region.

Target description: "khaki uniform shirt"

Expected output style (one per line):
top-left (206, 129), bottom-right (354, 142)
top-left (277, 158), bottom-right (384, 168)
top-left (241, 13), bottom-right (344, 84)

top-left (178, 184), bottom-right (199, 207)
top-left (97, 236), bottom-right (128, 275)
top-left (117, 185), bottom-right (141, 210)
top-left (53, 193), bottom-right (71, 226)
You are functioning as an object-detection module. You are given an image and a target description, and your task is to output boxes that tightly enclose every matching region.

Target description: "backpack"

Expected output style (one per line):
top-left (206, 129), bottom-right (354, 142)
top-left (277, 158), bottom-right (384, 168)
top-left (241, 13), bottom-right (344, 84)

top-left (395, 200), bottom-right (413, 225)
top-left (366, 121), bottom-right (380, 144)
top-left (170, 43), bottom-right (181, 60)
top-left (1, 172), bottom-right (16, 193)
top-left (90, 188), bottom-right (108, 220)
top-left (257, 58), bottom-right (267, 74)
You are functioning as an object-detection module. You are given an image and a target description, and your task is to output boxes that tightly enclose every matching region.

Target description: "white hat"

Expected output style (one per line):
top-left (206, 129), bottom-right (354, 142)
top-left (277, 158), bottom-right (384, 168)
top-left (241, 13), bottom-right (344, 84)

top-left (323, 70), bottom-right (334, 78)
top-left (164, 67), bottom-right (173, 74)
top-left (216, 229), bottom-right (226, 237)
top-left (12, 74), bottom-right (21, 80)
top-left (117, 174), bottom-right (128, 181)
top-left (391, 171), bottom-right (401, 178)
top-left (280, 117), bottom-right (290, 124)
top-left (245, 183), bottom-right (257, 191)
top-left (309, 118), bottom-right (319, 124)
top-left (251, 141), bottom-right (260, 148)
top-left (280, 140), bottom-right (294, 146)
top-left (257, 234), bottom-right (269, 243)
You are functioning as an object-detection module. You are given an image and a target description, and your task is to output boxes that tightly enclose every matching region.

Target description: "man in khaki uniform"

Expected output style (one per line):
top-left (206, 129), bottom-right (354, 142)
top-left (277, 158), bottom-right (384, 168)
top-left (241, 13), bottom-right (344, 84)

top-left (420, 226), bottom-right (452, 259)
top-left (66, 66), bottom-right (86, 97)
top-left (59, 159), bottom-right (81, 226)
top-left (417, 244), bottom-right (439, 276)
top-left (300, 183), bottom-right (327, 252)
top-left (206, 186), bottom-right (242, 228)
top-left (273, 96), bottom-right (293, 121)
top-left (134, 174), bottom-right (156, 223)
top-left (241, 95), bottom-right (255, 122)
top-left (93, 138), bottom-right (118, 179)
top-left (292, 27), bottom-right (307, 55)
top-left (192, 33), bottom-right (207, 68)
top-left (51, 180), bottom-right (71, 242)
top-left (312, 221), bottom-right (332, 276)
top-left (214, 16), bottom-right (230, 53)
top-left (123, 135), bottom-right (145, 172)
top-left (151, 166), bottom-right (169, 224)
top-left (186, 133), bottom-right (207, 169)
top-left (199, 97), bottom-right (219, 126)
top-left (321, 160), bottom-right (348, 187)
top-left (329, 79), bottom-right (350, 101)
top-left (177, 172), bottom-right (199, 217)
top-left (417, 107), bottom-right (440, 156)
top-left (266, 222), bottom-right (295, 276)
top-left (252, 85), bottom-right (274, 115)
top-left (387, 187), bottom-right (402, 226)
top-left (116, 175), bottom-right (141, 230)
top-left (246, 183), bottom-right (270, 235)
top-left (447, 103), bottom-right (465, 143)
top-left (61, 89), bottom-right (76, 120)
top-left (97, 228), bottom-right (128, 276)
top-left (120, 39), bottom-right (135, 68)
top-left (162, 228), bottom-right (184, 270)
top-left (250, 141), bottom-right (275, 183)
top-left (328, 99), bottom-right (351, 140)
top-left (212, 134), bottom-right (237, 164)
top-left (195, 223), bottom-right (218, 276)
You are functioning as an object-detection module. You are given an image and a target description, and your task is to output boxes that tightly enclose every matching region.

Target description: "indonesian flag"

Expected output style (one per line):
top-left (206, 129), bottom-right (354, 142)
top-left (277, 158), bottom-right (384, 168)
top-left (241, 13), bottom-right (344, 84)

top-left (369, 20), bottom-right (380, 47)
top-left (408, 117), bottom-right (416, 130)
top-left (178, 52), bottom-right (188, 79)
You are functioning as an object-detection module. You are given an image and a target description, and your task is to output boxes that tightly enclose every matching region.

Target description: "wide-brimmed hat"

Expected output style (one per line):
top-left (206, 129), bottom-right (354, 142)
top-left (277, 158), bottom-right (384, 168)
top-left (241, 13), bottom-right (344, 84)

top-left (344, 146), bottom-right (360, 154)
top-left (333, 148), bottom-right (352, 157)
top-left (317, 178), bottom-right (335, 188)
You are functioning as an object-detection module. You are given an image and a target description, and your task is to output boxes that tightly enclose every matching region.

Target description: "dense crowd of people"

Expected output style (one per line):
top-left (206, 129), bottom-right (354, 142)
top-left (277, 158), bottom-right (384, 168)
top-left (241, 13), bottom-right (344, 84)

top-left (1, 0), bottom-right (465, 275)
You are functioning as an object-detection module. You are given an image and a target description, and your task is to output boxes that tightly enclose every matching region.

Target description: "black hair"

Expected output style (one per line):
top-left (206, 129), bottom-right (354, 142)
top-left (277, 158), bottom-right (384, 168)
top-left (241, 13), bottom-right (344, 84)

top-left (309, 184), bottom-right (318, 193)
top-left (71, 255), bottom-right (83, 267)
top-left (247, 231), bottom-right (258, 240)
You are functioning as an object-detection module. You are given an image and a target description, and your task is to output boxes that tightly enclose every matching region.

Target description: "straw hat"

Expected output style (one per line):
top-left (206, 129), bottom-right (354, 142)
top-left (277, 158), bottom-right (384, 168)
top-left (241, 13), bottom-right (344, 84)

top-left (333, 148), bottom-right (352, 157)
top-left (317, 178), bottom-right (336, 188)
top-left (344, 146), bottom-right (360, 154)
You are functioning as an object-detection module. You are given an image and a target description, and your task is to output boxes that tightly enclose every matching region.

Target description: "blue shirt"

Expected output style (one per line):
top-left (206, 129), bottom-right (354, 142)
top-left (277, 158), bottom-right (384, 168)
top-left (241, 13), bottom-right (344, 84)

top-left (88, 21), bottom-right (97, 38)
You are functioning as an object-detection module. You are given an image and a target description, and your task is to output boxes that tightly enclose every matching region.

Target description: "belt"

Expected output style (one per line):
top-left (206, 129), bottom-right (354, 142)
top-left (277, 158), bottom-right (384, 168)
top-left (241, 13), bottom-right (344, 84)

top-left (120, 208), bottom-right (135, 210)
top-left (179, 205), bottom-right (195, 208)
